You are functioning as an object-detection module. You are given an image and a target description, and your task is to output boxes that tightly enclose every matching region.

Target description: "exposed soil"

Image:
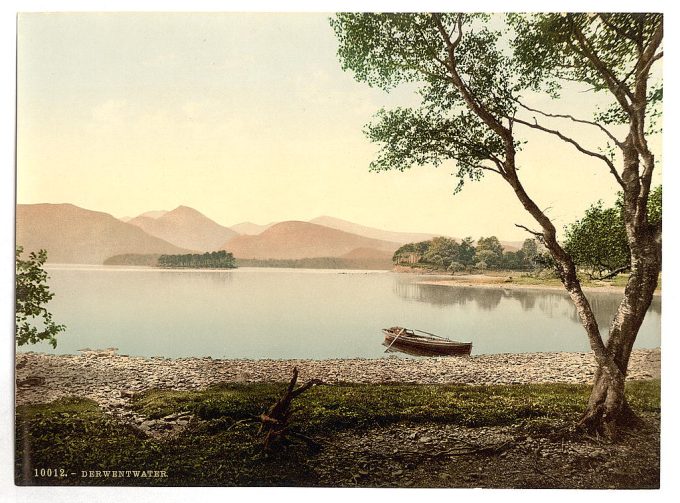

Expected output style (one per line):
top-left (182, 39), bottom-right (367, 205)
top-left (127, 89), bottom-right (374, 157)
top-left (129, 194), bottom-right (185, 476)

top-left (313, 416), bottom-right (660, 488)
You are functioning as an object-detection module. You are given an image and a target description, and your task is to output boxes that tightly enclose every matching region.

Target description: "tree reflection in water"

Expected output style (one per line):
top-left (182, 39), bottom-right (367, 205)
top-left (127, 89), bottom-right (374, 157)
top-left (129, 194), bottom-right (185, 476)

top-left (393, 278), bottom-right (660, 331)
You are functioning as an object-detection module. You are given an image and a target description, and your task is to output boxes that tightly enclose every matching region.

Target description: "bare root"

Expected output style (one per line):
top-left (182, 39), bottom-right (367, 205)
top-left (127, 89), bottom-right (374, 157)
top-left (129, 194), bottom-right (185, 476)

top-left (258, 367), bottom-right (324, 451)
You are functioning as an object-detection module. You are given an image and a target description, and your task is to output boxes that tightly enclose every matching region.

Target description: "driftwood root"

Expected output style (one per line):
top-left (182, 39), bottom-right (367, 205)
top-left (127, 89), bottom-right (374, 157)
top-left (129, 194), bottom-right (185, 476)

top-left (258, 367), bottom-right (324, 450)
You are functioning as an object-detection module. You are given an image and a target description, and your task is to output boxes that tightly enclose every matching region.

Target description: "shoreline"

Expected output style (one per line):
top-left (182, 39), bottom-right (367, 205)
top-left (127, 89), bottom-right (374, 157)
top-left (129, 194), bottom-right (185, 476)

top-left (417, 278), bottom-right (660, 295)
top-left (16, 349), bottom-right (660, 413)
top-left (414, 275), bottom-right (662, 296)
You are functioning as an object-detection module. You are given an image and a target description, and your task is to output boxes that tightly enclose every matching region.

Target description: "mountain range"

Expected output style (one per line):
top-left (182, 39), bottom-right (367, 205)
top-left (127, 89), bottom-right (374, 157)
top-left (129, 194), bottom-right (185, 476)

top-left (127, 205), bottom-right (239, 252)
top-left (16, 202), bottom-right (523, 265)
top-left (223, 221), bottom-right (400, 260)
top-left (16, 204), bottom-right (190, 264)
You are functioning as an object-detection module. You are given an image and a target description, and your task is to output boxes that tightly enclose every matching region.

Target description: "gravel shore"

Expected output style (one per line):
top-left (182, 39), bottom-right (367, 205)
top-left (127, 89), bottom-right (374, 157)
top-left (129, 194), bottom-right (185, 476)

top-left (16, 349), bottom-right (660, 414)
top-left (14, 350), bottom-right (662, 487)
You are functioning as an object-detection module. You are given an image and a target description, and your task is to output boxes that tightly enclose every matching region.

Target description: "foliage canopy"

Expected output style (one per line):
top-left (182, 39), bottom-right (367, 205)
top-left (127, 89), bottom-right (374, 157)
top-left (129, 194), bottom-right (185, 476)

top-left (158, 250), bottom-right (236, 269)
top-left (564, 186), bottom-right (661, 279)
top-left (393, 235), bottom-right (539, 271)
top-left (15, 246), bottom-right (65, 348)
top-left (330, 13), bottom-right (518, 194)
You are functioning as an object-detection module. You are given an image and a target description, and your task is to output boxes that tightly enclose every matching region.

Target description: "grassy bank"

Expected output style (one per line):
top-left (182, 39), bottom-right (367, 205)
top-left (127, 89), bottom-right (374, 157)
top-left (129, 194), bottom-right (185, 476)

top-left (15, 380), bottom-right (660, 487)
top-left (414, 270), bottom-right (661, 293)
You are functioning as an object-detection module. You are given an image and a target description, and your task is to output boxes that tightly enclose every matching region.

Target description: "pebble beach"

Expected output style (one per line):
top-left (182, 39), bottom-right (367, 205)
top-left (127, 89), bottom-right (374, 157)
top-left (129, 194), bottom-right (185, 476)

top-left (16, 349), bottom-right (660, 412)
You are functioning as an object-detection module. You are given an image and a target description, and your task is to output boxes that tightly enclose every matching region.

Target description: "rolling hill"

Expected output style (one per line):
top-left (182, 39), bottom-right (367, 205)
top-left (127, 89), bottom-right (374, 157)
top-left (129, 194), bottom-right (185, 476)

top-left (16, 203), bottom-right (190, 264)
top-left (222, 221), bottom-right (401, 260)
top-left (128, 205), bottom-right (238, 252)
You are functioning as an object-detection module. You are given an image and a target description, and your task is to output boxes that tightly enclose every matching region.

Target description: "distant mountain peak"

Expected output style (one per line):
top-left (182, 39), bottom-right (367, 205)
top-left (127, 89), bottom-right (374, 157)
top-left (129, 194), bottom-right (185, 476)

top-left (137, 210), bottom-right (168, 220)
top-left (128, 204), bottom-right (237, 251)
top-left (170, 205), bottom-right (200, 214)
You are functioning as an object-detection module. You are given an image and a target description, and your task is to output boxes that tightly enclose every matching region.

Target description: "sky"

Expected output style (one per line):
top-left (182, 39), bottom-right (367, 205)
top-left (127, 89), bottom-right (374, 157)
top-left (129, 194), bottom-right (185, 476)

top-left (16, 11), bottom-right (663, 240)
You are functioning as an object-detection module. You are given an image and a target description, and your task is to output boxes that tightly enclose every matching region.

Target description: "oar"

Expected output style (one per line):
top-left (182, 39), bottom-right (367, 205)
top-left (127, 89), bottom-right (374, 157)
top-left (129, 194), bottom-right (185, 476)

top-left (413, 328), bottom-right (451, 341)
top-left (384, 328), bottom-right (405, 352)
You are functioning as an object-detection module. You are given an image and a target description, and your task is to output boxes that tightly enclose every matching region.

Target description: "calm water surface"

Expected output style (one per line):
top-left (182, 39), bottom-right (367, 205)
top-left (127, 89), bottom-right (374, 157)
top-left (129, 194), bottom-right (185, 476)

top-left (28, 265), bottom-right (660, 359)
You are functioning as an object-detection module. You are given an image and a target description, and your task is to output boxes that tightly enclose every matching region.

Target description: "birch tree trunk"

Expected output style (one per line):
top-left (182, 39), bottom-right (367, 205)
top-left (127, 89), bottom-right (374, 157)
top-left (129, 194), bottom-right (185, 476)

top-left (579, 139), bottom-right (661, 436)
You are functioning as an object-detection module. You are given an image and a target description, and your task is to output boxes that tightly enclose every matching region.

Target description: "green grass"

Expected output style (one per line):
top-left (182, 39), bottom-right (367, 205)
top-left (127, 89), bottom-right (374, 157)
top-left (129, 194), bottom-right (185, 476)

top-left (491, 271), bottom-right (662, 292)
top-left (131, 381), bottom-right (606, 431)
top-left (418, 269), bottom-right (661, 292)
top-left (15, 380), bottom-right (660, 486)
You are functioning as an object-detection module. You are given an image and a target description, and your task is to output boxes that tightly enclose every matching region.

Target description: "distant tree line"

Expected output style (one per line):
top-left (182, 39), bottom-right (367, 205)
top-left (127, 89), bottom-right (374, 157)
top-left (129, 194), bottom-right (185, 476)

top-left (393, 236), bottom-right (542, 272)
top-left (158, 250), bottom-right (236, 269)
top-left (104, 254), bottom-right (392, 270)
top-left (395, 185), bottom-right (661, 278)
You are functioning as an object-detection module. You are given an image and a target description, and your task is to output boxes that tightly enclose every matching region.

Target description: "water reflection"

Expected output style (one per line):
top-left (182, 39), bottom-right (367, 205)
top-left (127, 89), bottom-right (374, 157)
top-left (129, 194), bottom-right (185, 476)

top-left (393, 280), bottom-right (503, 310)
top-left (394, 278), bottom-right (661, 338)
top-left (158, 269), bottom-right (235, 287)
top-left (33, 267), bottom-right (659, 358)
top-left (571, 293), bottom-right (661, 337)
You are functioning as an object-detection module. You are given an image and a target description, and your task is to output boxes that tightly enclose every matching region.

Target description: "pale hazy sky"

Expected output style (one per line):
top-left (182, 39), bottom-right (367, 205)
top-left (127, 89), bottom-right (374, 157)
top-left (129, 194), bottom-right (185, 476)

top-left (17, 12), bottom-right (662, 240)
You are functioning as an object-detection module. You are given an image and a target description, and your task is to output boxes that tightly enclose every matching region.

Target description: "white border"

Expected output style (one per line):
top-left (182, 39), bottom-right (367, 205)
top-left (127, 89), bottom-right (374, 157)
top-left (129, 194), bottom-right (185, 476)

top-left (2, 2), bottom-right (678, 503)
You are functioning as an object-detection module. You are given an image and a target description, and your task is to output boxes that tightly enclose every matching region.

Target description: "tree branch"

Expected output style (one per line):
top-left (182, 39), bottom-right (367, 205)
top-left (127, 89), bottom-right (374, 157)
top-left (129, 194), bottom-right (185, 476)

top-left (600, 264), bottom-right (631, 280)
top-left (567, 14), bottom-right (634, 114)
top-left (429, 13), bottom-right (609, 369)
top-left (412, 19), bottom-right (450, 71)
top-left (515, 224), bottom-right (545, 243)
top-left (479, 164), bottom-right (504, 176)
top-left (431, 13), bottom-right (511, 143)
top-left (638, 51), bottom-right (663, 78)
top-left (512, 116), bottom-right (625, 188)
top-left (516, 100), bottom-right (622, 147)
top-left (291, 378), bottom-right (324, 398)
top-left (487, 155), bottom-right (506, 175)
top-left (450, 14), bottom-right (463, 50)
top-left (631, 22), bottom-right (663, 194)
top-left (636, 22), bottom-right (663, 83)
top-left (393, 56), bottom-right (448, 82)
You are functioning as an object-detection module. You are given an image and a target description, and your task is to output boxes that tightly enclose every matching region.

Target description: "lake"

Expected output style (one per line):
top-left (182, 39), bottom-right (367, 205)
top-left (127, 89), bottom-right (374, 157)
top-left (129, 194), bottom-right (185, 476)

top-left (26, 265), bottom-right (661, 359)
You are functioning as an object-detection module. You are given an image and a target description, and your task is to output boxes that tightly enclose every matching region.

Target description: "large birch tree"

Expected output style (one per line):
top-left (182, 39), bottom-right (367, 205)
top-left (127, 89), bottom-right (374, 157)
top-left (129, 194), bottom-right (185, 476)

top-left (330, 12), bottom-right (662, 437)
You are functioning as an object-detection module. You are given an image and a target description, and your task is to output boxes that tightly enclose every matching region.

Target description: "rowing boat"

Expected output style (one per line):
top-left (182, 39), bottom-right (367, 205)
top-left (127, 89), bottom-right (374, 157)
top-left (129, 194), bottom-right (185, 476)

top-left (382, 326), bottom-right (472, 356)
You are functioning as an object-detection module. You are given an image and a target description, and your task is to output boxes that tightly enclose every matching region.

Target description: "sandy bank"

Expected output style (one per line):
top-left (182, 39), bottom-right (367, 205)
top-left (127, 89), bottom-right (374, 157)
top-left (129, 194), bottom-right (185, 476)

top-left (16, 349), bottom-right (660, 413)
top-left (417, 275), bottom-right (661, 296)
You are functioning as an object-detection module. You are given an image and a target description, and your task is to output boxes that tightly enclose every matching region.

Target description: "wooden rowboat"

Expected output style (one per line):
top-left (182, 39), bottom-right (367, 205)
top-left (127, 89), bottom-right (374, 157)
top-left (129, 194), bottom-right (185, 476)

top-left (382, 326), bottom-right (472, 356)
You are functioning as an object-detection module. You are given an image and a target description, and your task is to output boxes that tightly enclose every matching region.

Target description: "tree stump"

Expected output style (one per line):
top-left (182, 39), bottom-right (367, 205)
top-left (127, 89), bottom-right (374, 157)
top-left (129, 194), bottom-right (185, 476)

top-left (258, 367), bottom-right (323, 450)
